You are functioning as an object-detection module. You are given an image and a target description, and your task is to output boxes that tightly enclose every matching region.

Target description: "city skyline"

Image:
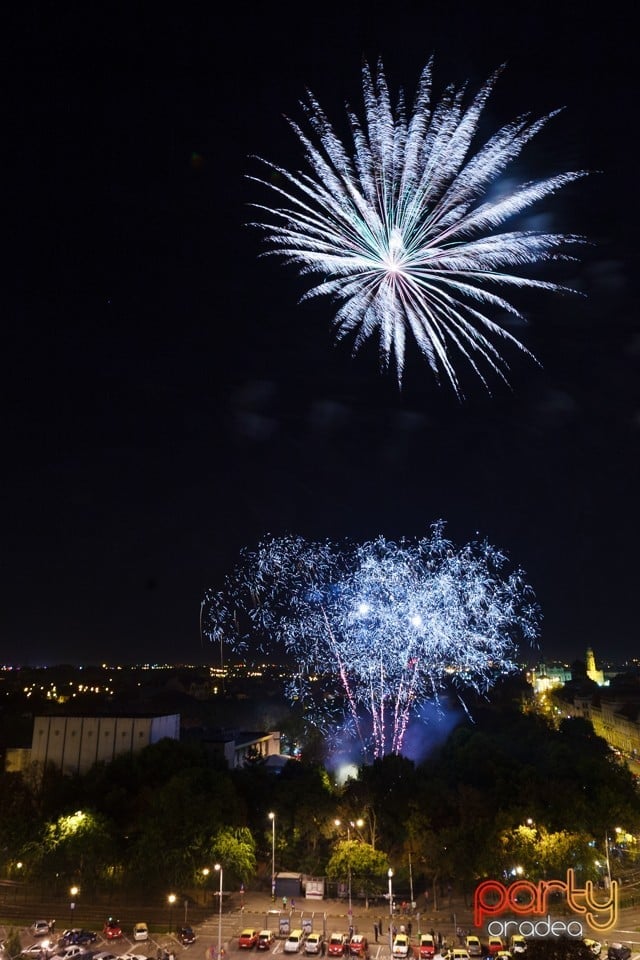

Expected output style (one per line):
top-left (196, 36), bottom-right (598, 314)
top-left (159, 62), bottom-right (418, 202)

top-left (1, 3), bottom-right (637, 668)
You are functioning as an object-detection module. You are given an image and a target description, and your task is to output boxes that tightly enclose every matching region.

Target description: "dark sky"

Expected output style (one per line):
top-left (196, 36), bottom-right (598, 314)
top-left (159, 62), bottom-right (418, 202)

top-left (2, 2), bottom-right (637, 667)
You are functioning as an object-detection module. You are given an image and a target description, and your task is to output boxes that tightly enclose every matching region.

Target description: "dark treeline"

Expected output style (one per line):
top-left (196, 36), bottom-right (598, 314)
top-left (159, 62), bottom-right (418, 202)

top-left (1, 701), bottom-right (639, 900)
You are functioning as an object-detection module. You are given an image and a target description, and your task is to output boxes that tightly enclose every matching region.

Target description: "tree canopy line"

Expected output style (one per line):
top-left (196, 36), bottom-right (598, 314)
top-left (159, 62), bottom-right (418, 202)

top-left (1, 703), bottom-right (639, 901)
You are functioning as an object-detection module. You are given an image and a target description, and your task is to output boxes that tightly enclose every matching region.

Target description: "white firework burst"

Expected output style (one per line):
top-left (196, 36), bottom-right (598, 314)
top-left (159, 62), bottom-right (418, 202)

top-left (203, 524), bottom-right (540, 761)
top-left (249, 59), bottom-right (588, 393)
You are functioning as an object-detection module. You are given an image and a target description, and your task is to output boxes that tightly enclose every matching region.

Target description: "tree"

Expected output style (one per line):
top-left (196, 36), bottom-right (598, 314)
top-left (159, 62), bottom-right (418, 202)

top-left (25, 809), bottom-right (114, 892)
top-left (209, 827), bottom-right (257, 886)
top-left (326, 839), bottom-right (389, 905)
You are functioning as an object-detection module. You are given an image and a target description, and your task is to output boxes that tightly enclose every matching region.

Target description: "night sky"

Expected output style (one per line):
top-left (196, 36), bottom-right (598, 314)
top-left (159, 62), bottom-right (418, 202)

top-left (2, 2), bottom-right (637, 667)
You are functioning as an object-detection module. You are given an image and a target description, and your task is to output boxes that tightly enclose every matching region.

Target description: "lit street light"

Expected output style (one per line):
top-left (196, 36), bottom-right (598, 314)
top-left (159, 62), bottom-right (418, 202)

top-left (167, 893), bottom-right (176, 934)
top-left (388, 868), bottom-right (394, 954)
top-left (334, 818), bottom-right (363, 929)
top-left (269, 812), bottom-right (276, 901)
top-left (215, 863), bottom-right (223, 956)
top-left (69, 886), bottom-right (79, 926)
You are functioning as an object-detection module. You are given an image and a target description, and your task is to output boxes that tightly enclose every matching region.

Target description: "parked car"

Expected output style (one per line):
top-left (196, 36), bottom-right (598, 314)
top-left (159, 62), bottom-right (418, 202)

top-left (305, 935), bottom-right (323, 955)
top-left (93, 954), bottom-right (117, 960)
top-left (607, 945), bottom-right (631, 960)
top-left (258, 931), bottom-right (275, 952)
top-left (349, 936), bottom-right (369, 959)
top-left (583, 942), bottom-right (601, 958)
top-left (102, 921), bottom-right (122, 941)
top-left (132, 924), bottom-right (148, 943)
top-left (392, 935), bottom-right (410, 960)
top-left (50, 946), bottom-right (89, 960)
top-left (59, 932), bottom-right (97, 947)
top-left (178, 928), bottom-right (197, 946)
top-left (239, 930), bottom-right (260, 950)
top-left (21, 945), bottom-right (54, 958)
top-left (284, 931), bottom-right (306, 954)
top-left (465, 937), bottom-right (481, 958)
top-left (328, 935), bottom-right (348, 958)
top-left (488, 939), bottom-right (505, 956)
top-left (120, 954), bottom-right (147, 960)
top-left (31, 924), bottom-right (52, 939)
top-left (510, 937), bottom-right (527, 956)
top-left (419, 935), bottom-right (435, 959)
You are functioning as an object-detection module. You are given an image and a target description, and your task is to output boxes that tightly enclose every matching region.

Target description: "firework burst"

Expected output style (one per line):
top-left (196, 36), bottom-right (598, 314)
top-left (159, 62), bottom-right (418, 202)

top-left (203, 523), bottom-right (540, 761)
top-left (249, 59), bottom-right (587, 393)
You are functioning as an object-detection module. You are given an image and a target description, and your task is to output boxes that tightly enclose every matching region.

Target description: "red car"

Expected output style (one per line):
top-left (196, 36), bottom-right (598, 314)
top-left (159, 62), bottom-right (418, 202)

top-left (238, 930), bottom-right (260, 950)
top-left (419, 935), bottom-right (436, 959)
top-left (328, 935), bottom-right (348, 957)
top-left (349, 937), bottom-right (369, 959)
top-left (102, 920), bottom-right (122, 941)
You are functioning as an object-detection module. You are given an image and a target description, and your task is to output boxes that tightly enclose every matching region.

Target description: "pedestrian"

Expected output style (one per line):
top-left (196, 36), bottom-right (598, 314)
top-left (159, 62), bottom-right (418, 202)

top-left (407, 922), bottom-right (412, 938)
top-left (321, 940), bottom-right (326, 957)
top-left (282, 896), bottom-right (288, 909)
top-left (373, 923), bottom-right (379, 943)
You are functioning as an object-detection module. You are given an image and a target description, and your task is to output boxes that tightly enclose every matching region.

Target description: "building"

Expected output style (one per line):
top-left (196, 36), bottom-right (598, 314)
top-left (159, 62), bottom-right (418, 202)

top-left (6, 713), bottom-right (180, 777)
top-left (586, 647), bottom-right (605, 685)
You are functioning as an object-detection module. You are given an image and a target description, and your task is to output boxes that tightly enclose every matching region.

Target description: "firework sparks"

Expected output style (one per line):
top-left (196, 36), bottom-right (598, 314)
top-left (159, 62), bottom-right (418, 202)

top-left (249, 59), bottom-right (587, 393)
top-left (203, 523), bottom-right (540, 760)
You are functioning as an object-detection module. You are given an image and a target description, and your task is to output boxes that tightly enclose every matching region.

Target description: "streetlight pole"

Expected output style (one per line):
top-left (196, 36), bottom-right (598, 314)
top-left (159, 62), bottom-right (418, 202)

top-left (388, 869), bottom-right (394, 954)
top-left (69, 886), bottom-right (78, 927)
top-left (269, 812), bottom-right (276, 901)
top-left (334, 818), bottom-right (363, 929)
top-left (215, 863), bottom-right (223, 957)
top-left (168, 893), bottom-right (176, 934)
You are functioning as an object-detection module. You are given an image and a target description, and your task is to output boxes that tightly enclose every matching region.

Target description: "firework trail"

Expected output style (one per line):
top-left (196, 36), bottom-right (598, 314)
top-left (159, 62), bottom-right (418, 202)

top-left (249, 59), bottom-right (587, 393)
top-left (203, 523), bottom-right (540, 760)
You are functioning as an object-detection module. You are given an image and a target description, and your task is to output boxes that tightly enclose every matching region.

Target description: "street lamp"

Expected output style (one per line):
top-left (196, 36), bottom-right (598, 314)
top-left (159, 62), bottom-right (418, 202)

top-left (69, 885), bottom-right (79, 926)
top-left (215, 863), bottom-right (223, 957)
top-left (334, 819), bottom-right (364, 927)
top-left (168, 893), bottom-right (176, 933)
top-left (269, 812), bottom-right (276, 901)
top-left (388, 869), bottom-right (394, 953)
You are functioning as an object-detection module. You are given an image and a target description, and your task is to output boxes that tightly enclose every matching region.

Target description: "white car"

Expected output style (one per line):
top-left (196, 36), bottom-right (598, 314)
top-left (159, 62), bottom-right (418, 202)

top-left (21, 946), bottom-right (53, 958)
top-left (285, 932), bottom-right (306, 954)
top-left (133, 925), bottom-right (149, 943)
top-left (50, 949), bottom-right (88, 960)
top-left (305, 935), bottom-right (323, 955)
top-left (392, 936), bottom-right (410, 960)
top-left (31, 925), bottom-right (51, 939)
